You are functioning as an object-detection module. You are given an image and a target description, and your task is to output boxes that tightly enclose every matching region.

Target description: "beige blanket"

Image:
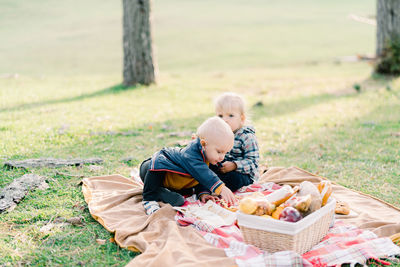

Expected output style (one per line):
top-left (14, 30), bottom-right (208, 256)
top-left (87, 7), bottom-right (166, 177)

top-left (82, 167), bottom-right (400, 266)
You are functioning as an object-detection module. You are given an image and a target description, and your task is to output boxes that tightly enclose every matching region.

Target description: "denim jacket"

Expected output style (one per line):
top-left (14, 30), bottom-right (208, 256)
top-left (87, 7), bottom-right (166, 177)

top-left (150, 138), bottom-right (224, 195)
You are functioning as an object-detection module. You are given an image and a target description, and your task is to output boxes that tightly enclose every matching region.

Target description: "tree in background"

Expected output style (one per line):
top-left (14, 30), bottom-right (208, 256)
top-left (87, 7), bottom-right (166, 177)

top-left (123, 0), bottom-right (156, 86)
top-left (375, 0), bottom-right (400, 75)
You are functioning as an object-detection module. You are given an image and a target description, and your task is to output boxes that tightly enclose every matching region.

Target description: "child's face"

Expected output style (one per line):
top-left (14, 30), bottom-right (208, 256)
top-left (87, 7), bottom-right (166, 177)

top-left (201, 139), bottom-right (233, 165)
top-left (216, 109), bottom-right (244, 132)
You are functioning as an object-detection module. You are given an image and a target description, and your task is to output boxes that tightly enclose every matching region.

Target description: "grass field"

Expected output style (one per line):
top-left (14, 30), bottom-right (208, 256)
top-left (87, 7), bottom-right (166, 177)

top-left (1, 0), bottom-right (400, 266)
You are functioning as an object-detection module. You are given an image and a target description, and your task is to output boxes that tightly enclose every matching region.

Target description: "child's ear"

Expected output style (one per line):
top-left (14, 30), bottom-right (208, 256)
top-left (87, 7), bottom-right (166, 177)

top-left (200, 138), bottom-right (207, 147)
top-left (241, 114), bottom-right (246, 123)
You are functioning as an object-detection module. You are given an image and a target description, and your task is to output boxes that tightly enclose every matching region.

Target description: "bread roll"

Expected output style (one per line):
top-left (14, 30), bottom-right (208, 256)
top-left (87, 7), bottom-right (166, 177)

top-left (318, 180), bottom-right (332, 206)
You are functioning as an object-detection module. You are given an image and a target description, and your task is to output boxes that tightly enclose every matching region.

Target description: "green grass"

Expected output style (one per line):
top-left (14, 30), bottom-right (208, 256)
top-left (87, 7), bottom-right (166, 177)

top-left (1, 0), bottom-right (400, 265)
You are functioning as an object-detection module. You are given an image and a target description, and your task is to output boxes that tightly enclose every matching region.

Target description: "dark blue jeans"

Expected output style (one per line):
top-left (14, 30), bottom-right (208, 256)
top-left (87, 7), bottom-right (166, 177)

top-left (209, 163), bottom-right (253, 192)
top-left (139, 158), bottom-right (194, 200)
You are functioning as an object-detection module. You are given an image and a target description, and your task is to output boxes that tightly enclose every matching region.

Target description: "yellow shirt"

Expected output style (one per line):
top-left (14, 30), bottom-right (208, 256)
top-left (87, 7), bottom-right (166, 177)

top-left (163, 172), bottom-right (199, 190)
top-left (162, 165), bottom-right (223, 195)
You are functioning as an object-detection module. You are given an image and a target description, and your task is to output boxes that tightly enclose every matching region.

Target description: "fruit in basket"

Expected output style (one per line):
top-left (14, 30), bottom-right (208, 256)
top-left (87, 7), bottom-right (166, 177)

top-left (239, 197), bottom-right (258, 214)
top-left (254, 199), bottom-right (275, 216)
top-left (279, 207), bottom-right (302, 222)
top-left (293, 194), bottom-right (312, 212)
top-left (271, 205), bottom-right (285, 219)
top-left (239, 196), bottom-right (275, 216)
top-left (318, 180), bottom-right (332, 206)
top-left (261, 214), bottom-right (272, 219)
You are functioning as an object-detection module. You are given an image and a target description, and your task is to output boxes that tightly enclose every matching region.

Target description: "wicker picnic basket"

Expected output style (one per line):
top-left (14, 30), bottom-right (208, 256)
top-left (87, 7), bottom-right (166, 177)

top-left (237, 198), bottom-right (336, 254)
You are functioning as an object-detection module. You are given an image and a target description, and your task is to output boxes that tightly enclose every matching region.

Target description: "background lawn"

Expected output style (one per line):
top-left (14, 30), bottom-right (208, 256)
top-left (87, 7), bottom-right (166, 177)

top-left (1, 0), bottom-right (399, 265)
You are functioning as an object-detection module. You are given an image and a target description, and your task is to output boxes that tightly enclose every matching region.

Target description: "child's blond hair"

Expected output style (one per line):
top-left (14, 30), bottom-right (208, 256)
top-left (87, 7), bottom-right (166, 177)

top-left (196, 116), bottom-right (233, 144)
top-left (214, 92), bottom-right (246, 115)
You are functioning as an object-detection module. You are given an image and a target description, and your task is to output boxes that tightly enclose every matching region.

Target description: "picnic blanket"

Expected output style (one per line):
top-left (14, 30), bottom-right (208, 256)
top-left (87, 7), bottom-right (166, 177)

top-left (82, 166), bottom-right (400, 266)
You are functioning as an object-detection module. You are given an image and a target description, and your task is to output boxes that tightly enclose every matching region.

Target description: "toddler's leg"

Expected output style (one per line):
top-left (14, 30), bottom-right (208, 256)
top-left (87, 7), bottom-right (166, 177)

top-left (139, 157), bottom-right (152, 182)
top-left (142, 200), bottom-right (160, 215)
top-left (142, 170), bottom-right (164, 215)
top-left (142, 169), bottom-right (184, 213)
top-left (158, 188), bottom-right (185, 206)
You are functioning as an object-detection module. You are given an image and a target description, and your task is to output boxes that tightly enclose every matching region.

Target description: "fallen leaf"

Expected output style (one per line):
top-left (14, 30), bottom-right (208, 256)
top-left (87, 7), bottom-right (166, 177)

top-left (96, 239), bottom-right (106, 245)
top-left (109, 237), bottom-right (115, 243)
top-left (73, 203), bottom-right (86, 211)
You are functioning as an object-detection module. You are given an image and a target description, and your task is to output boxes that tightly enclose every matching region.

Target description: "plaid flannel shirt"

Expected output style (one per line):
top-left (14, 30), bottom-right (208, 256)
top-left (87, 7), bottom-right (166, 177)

top-left (224, 125), bottom-right (260, 180)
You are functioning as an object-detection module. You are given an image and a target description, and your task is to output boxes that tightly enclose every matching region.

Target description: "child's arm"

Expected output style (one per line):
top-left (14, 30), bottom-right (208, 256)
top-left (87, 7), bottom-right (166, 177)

top-left (232, 133), bottom-right (259, 175)
top-left (219, 185), bottom-right (237, 206)
top-left (181, 155), bottom-right (224, 195)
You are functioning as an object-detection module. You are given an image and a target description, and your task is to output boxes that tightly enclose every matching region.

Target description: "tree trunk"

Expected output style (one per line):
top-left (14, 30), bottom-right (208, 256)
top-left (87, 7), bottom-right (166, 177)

top-left (375, 0), bottom-right (400, 74)
top-left (123, 0), bottom-right (156, 86)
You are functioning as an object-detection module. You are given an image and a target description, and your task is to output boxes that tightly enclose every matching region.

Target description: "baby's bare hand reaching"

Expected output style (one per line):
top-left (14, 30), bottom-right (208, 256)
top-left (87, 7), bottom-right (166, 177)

top-left (219, 185), bottom-right (237, 206)
top-left (200, 194), bottom-right (219, 203)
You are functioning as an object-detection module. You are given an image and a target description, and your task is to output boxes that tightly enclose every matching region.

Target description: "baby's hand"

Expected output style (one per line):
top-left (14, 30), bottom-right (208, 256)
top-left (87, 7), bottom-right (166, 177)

top-left (219, 185), bottom-right (237, 206)
top-left (199, 194), bottom-right (219, 203)
top-left (219, 161), bottom-right (237, 173)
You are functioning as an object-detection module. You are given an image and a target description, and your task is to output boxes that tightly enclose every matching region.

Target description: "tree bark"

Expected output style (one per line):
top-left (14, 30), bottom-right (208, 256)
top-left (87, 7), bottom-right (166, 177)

top-left (123, 0), bottom-right (156, 86)
top-left (375, 0), bottom-right (400, 74)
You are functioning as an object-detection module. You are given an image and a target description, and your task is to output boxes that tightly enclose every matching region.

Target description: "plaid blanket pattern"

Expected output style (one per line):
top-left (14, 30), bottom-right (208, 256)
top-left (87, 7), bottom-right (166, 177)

top-left (303, 221), bottom-right (400, 266)
top-left (175, 183), bottom-right (400, 267)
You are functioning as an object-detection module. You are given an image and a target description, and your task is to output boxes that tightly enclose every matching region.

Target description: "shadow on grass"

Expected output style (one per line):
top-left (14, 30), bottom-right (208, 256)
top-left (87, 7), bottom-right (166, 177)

top-left (0, 83), bottom-right (140, 113)
top-left (356, 72), bottom-right (397, 92)
top-left (250, 73), bottom-right (398, 121)
top-left (251, 93), bottom-right (341, 120)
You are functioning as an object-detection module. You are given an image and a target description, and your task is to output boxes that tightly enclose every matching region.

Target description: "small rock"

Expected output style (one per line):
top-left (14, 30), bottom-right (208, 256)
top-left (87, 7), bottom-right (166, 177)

top-left (37, 181), bottom-right (49, 190)
top-left (0, 174), bottom-right (47, 213)
top-left (6, 203), bottom-right (17, 213)
top-left (40, 223), bottom-right (56, 234)
top-left (66, 216), bottom-right (85, 226)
